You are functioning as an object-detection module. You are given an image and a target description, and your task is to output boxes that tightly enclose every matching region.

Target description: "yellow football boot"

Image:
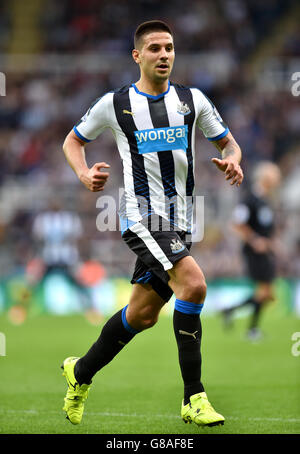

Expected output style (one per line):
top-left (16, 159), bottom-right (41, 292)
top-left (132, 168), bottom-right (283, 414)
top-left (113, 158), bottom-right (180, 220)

top-left (61, 356), bottom-right (91, 425)
top-left (181, 392), bottom-right (225, 427)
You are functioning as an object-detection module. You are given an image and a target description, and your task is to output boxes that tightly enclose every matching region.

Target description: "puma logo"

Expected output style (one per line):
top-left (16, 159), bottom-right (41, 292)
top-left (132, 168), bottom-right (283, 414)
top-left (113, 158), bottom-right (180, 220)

top-left (179, 330), bottom-right (198, 340)
top-left (123, 109), bottom-right (135, 117)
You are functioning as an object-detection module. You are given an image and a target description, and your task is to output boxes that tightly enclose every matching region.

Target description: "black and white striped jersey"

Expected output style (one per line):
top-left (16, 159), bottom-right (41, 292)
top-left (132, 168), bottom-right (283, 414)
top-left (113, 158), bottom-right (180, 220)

top-left (74, 81), bottom-right (229, 234)
top-left (33, 210), bottom-right (83, 266)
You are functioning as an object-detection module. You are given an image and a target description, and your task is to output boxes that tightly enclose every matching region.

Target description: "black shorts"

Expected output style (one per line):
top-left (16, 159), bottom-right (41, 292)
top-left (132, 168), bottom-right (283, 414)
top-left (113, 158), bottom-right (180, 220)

top-left (243, 245), bottom-right (276, 283)
top-left (122, 216), bottom-right (192, 302)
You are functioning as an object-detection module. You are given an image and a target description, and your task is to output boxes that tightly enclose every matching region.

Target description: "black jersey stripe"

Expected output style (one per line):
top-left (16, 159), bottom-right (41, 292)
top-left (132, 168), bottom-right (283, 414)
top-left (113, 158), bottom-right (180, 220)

top-left (173, 84), bottom-right (195, 198)
top-left (113, 87), bottom-right (151, 217)
top-left (147, 97), bottom-right (177, 224)
top-left (147, 97), bottom-right (176, 199)
top-left (173, 84), bottom-right (196, 232)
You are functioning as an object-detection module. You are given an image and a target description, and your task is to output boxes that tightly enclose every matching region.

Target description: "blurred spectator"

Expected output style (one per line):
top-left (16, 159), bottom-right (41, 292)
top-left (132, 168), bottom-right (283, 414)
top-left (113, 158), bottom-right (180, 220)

top-left (32, 200), bottom-right (83, 270)
top-left (32, 200), bottom-right (91, 309)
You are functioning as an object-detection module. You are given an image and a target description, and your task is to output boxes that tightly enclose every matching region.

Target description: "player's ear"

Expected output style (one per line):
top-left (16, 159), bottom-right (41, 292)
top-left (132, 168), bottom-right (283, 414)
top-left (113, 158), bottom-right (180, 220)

top-left (132, 48), bottom-right (140, 64)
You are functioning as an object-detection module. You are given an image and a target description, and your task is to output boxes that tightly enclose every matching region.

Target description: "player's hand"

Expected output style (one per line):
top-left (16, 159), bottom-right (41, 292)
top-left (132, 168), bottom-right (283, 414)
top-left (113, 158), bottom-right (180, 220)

top-left (80, 162), bottom-right (110, 192)
top-left (211, 157), bottom-right (244, 187)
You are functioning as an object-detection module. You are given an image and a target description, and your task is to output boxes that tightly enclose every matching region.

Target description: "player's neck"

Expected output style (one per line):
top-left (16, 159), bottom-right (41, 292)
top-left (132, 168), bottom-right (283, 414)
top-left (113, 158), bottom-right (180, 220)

top-left (134, 77), bottom-right (169, 97)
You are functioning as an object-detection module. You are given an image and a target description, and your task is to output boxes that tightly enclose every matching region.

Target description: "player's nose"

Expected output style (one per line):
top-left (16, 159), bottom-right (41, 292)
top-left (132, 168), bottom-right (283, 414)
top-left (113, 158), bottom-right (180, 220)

top-left (159, 49), bottom-right (168, 60)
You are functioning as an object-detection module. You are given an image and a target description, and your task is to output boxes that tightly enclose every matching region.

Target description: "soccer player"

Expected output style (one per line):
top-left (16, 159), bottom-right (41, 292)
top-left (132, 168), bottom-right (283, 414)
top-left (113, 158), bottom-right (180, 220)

top-left (61, 20), bottom-right (243, 427)
top-left (223, 161), bottom-right (281, 340)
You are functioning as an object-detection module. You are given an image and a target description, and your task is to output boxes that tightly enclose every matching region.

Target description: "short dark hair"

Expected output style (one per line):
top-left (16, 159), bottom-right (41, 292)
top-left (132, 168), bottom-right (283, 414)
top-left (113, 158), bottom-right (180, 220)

top-left (134, 20), bottom-right (173, 49)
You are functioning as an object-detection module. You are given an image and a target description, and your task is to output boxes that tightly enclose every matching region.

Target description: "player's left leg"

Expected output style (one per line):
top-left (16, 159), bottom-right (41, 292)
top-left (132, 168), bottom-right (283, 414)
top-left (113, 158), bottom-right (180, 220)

top-left (168, 255), bottom-right (225, 427)
top-left (168, 256), bottom-right (206, 401)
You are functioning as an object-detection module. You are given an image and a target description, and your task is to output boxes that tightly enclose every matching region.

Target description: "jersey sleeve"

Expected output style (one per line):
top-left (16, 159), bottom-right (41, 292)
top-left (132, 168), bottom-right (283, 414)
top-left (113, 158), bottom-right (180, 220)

top-left (192, 89), bottom-right (229, 141)
top-left (73, 92), bottom-right (113, 142)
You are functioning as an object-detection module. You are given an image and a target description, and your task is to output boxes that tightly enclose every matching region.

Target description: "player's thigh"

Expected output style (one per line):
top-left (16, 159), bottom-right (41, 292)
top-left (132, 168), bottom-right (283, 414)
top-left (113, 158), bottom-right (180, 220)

top-left (126, 283), bottom-right (166, 326)
top-left (167, 255), bottom-right (207, 303)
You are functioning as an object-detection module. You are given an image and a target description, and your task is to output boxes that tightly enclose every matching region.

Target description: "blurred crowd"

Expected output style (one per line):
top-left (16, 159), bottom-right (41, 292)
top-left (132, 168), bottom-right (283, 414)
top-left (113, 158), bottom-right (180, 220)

top-left (0, 0), bottom-right (299, 284)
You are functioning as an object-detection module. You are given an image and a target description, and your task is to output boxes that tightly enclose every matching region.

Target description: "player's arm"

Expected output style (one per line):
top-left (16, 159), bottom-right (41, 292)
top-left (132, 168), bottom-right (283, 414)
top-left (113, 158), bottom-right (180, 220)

top-left (194, 90), bottom-right (243, 187)
top-left (63, 129), bottom-right (110, 192)
top-left (211, 131), bottom-right (244, 187)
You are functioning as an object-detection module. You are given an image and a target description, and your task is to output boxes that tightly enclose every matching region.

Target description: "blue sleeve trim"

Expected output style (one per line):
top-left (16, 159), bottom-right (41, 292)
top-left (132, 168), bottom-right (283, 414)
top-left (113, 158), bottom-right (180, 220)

top-left (175, 298), bottom-right (204, 315)
top-left (122, 305), bottom-right (140, 334)
top-left (73, 126), bottom-right (92, 143)
top-left (207, 128), bottom-right (229, 142)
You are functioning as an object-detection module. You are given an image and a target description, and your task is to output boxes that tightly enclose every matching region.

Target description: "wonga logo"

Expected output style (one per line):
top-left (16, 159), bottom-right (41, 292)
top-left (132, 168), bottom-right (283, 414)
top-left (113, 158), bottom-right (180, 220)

top-left (134, 125), bottom-right (188, 154)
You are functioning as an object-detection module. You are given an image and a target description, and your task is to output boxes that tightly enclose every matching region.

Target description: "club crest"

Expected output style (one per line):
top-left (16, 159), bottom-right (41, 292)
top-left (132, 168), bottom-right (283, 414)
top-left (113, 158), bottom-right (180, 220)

top-left (177, 101), bottom-right (191, 116)
top-left (170, 238), bottom-right (185, 254)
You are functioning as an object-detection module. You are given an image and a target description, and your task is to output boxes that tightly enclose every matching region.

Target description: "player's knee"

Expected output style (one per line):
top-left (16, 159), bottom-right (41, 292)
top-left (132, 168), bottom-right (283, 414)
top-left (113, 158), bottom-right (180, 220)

top-left (128, 308), bottom-right (159, 331)
top-left (140, 307), bottom-right (159, 330)
top-left (139, 316), bottom-right (158, 330)
top-left (183, 280), bottom-right (207, 304)
top-left (261, 291), bottom-right (274, 303)
top-left (256, 285), bottom-right (274, 303)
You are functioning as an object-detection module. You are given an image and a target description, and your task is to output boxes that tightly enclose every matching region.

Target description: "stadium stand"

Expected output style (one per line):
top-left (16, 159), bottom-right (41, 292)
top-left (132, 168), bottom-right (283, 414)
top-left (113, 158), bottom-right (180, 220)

top-left (0, 0), bottom-right (299, 308)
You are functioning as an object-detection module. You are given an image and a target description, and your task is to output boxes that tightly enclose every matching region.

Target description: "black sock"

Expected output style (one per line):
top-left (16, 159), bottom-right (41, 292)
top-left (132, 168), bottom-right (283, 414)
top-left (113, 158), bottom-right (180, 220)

top-left (228, 296), bottom-right (263, 331)
top-left (173, 309), bottom-right (205, 405)
top-left (74, 308), bottom-right (138, 385)
top-left (249, 300), bottom-right (263, 330)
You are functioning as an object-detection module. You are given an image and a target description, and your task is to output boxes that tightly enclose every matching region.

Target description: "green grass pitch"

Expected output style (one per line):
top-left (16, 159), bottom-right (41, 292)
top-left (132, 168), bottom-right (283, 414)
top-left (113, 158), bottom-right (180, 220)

top-left (0, 308), bottom-right (299, 434)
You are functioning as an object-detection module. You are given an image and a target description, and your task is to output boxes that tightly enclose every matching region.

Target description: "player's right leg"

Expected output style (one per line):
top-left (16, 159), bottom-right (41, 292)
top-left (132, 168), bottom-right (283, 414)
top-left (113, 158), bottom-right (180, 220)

top-left (61, 283), bottom-right (165, 424)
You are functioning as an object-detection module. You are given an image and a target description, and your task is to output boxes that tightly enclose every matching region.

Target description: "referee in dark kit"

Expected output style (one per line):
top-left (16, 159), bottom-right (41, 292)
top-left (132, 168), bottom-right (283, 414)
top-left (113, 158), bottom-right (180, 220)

top-left (223, 161), bottom-right (281, 341)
